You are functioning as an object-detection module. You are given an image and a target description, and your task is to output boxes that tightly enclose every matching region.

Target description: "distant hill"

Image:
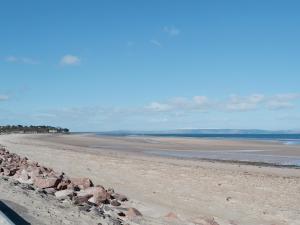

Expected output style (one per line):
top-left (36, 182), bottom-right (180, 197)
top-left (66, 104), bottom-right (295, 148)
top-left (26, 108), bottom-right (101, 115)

top-left (164, 129), bottom-right (300, 134)
top-left (0, 125), bottom-right (69, 134)
top-left (97, 129), bottom-right (300, 135)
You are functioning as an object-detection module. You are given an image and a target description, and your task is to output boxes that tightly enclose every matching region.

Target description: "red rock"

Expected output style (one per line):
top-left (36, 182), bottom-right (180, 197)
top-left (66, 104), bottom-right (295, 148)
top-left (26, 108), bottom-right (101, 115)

top-left (88, 190), bottom-right (110, 205)
top-left (76, 186), bottom-right (110, 205)
top-left (126, 208), bottom-right (142, 219)
top-left (78, 186), bottom-right (105, 196)
top-left (165, 212), bottom-right (178, 220)
top-left (70, 178), bottom-right (93, 189)
top-left (66, 183), bottom-right (76, 190)
top-left (107, 187), bottom-right (114, 195)
top-left (29, 167), bottom-right (42, 178)
top-left (34, 177), bottom-right (60, 189)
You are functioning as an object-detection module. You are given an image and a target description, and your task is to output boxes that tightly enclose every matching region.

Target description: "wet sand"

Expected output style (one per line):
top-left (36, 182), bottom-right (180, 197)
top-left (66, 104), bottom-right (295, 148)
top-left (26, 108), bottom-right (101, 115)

top-left (1, 134), bottom-right (300, 225)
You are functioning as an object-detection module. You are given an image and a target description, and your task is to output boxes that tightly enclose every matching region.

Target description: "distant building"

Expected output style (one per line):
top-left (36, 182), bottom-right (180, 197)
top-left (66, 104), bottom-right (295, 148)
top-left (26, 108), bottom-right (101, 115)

top-left (48, 129), bottom-right (58, 133)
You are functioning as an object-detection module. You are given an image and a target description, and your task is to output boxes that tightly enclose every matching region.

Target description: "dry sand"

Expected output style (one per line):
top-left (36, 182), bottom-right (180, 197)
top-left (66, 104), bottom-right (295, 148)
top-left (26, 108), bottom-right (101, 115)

top-left (0, 134), bottom-right (300, 225)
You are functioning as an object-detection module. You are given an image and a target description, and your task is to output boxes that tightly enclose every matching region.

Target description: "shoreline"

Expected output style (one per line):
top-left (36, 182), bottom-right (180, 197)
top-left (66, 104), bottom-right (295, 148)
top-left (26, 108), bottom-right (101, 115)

top-left (1, 134), bottom-right (300, 225)
top-left (72, 133), bottom-right (300, 167)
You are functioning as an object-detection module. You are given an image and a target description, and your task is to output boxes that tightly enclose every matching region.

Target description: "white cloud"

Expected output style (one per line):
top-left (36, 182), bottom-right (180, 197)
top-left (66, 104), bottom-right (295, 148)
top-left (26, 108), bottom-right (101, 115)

top-left (127, 41), bottom-right (134, 47)
top-left (60, 54), bottom-right (80, 65)
top-left (5, 56), bottom-right (18, 62)
top-left (0, 95), bottom-right (9, 101)
top-left (5, 56), bottom-right (38, 64)
top-left (266, 94), bottom-right (300, 110)
top-left (163, 26), bottom-right (180, 36)
top-left (145, 93), bottom-right (300, 113)
top-left (150, 39), bottom-right (162, 47)
top-left (146, 102), bottom-right (172, 112)
top-left (225, 94), bottom-right (265, 111)
top-left (21, 58), bottom-right (39, 64)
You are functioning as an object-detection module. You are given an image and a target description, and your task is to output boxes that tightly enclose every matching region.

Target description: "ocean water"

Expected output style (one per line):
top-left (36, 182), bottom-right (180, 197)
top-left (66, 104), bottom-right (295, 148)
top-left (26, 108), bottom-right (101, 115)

top-left (96, 132), bottom-right (300, 145)
top-left (93, 132), bottom-right (300, 166)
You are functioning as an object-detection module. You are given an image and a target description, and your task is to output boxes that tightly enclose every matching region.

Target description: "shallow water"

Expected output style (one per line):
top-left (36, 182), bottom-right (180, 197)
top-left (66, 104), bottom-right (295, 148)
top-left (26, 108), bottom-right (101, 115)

top-left (145, 149), bottom-right (300, 166)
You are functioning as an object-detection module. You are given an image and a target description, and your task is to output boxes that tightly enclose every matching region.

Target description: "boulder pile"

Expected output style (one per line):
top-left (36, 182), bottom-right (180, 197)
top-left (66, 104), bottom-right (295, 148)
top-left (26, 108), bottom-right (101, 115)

top-left (0, 146), bottom-right (142, 224)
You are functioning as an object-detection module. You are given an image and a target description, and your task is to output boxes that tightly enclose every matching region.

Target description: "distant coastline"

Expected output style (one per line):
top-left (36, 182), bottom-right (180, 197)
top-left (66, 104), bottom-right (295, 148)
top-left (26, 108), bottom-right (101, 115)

top-left (0, 125), bottom-right (69, 134)
top-left (87, 130), bottom-right (300, 145)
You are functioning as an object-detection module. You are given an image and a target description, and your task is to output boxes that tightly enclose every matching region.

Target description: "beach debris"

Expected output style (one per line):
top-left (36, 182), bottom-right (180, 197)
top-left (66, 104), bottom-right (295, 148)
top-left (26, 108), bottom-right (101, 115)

top-left (226, 196), bottom-right (232, 201)
top-left (0, 146), bottom-right (141, 223)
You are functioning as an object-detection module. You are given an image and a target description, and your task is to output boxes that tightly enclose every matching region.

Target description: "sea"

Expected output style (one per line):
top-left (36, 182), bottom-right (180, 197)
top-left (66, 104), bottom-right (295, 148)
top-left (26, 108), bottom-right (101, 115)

top-left (95, 132), bottom-right (300, 145)
top-left (90, 132), bottom-right (300, 167)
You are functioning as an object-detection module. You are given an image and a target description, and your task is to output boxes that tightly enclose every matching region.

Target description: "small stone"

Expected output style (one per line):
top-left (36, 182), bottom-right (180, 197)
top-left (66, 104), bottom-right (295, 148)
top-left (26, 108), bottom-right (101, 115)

top-left (34, 177), bottom-right (60, 189)
top-left (88, 190), bottom-right (110, 205)
top-left (165, 212), bottom-right (178, 220)
top-left (78, 204), bottom-right (92, 212)
top-left (19, 183), bottom-right (35, 191)
top-left (118, 211), bottom-right (125, 217)
top-left (44, 188), bottom-right (56, 195)
top-left (110, 199), bottom-right (121, 206)
top-left (55, 189), bottom-right (74, 200)
top-left (113, 193), bottom-right (128, 202)
top-left (57, 179), bottom-right (70, 190)
top-left (70, 178), bottom-right (93, 189)
top-left (126, 207), bottom-right (142, 219)
top-left (107, 187), bottom-right (114, 195)
top-left (72, 194), bottom-right (93, 205)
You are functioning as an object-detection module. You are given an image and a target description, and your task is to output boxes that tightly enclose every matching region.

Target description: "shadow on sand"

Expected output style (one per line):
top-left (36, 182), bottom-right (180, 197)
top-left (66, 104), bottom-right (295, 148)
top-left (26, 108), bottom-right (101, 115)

top-left (0, 201), bottom-right (30, 225)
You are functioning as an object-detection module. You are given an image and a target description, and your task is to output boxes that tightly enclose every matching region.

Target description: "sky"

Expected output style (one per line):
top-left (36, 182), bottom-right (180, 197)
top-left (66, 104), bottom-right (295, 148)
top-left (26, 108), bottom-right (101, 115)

top-left (1, 0), bottom-right (300, 131)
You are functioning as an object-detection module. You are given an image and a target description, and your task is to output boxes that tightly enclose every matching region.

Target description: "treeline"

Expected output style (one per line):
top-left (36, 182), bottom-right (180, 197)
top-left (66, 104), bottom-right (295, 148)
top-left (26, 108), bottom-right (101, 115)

top-left (0, 125), bottom-right (69, 134)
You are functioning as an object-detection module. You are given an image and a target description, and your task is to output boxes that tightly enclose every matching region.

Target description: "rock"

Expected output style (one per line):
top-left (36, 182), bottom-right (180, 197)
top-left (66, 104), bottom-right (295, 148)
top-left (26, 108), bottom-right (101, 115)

top-left (77, 186), bottom-right (106, 196)
top-left (193, 217), bottom-right (220, 225)
top-left (19, 183), bottom-right (35, 190)
top-left (44, 188), bottom-right (56, 195)
top-left (118, 211), bottom-right (125, 217)
top-left (105, 216), bottom-right (123, 225)
top-left (78, 203), bottom-right (92, 212)
top-left (34, 177), bottom-right (60, 189)
top-left (226, 196), bottom-right (232, 201)
top-left (55, 189), bottom-right (74, 200)
top-left (165, 212), bottom-right (178, 220)
top-left (126, 208), bottom-right (142, 219)
top-left (107, 187), bottom-right (114, 195)
top-left (17, 177), bottom-right (34, 185)
top-left (88, 189), bottom-right (110, 205)
top-left (110, 199), bottom-right (121, 206)
top-left (113, 193), bottom-right (128, 202)
top-left (3, 168), bottom-right (17, 176)
top-left (57, 179), bottom-right (71, 190)
top-left (77, 186), bottom-right (110, 205)
top-left (28, 167), bottom-right (42, 178)
top-left (72, 194), bottom-right (93, 205)
top-left (70, 178), bottom-right (93, 189)
top-left (16, 169), bottom-right (34, 184)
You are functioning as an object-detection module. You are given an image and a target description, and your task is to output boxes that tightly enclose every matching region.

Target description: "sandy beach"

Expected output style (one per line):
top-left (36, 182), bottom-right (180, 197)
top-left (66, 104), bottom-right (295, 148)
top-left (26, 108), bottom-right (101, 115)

top-left (0, 134), bottom-right (300, 225)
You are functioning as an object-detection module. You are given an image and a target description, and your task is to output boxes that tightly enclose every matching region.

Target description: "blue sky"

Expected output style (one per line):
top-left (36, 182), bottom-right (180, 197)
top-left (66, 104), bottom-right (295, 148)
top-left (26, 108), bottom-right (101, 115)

top-left (1, 0), bottom-right (300, 131)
